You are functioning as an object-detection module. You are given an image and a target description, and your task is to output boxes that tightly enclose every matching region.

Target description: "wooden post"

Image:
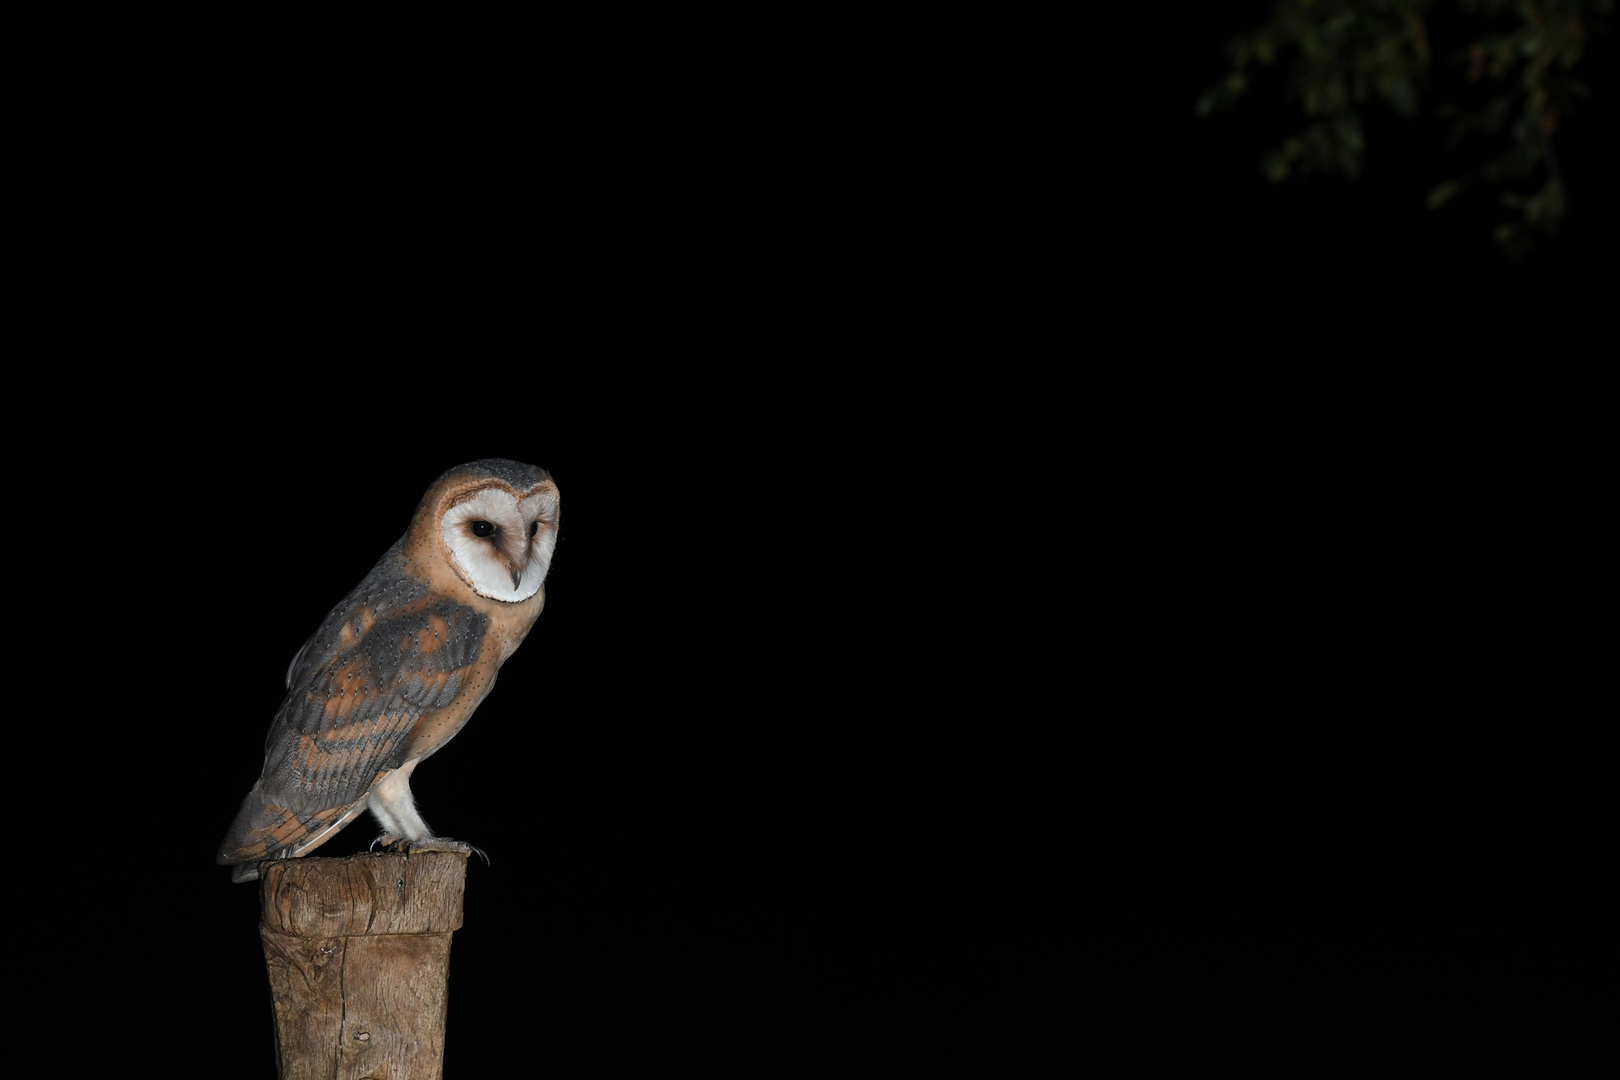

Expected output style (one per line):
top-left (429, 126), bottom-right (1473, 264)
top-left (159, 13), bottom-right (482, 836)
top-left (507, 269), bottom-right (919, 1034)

top-left (257, 851), bottom-right (469, 1080)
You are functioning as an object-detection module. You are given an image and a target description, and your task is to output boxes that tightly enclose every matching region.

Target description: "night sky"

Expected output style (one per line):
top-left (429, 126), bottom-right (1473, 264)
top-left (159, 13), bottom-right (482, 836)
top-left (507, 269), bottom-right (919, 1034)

top-left (38, 8), bottom-right (1605, 1073)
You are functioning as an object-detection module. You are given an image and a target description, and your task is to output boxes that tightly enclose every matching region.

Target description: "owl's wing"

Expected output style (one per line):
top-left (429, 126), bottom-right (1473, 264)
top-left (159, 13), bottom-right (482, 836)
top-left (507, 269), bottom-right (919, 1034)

top-left (284, 637), bottom-right (312, 690)
top-left (217, 595), bottom-right (491, 871)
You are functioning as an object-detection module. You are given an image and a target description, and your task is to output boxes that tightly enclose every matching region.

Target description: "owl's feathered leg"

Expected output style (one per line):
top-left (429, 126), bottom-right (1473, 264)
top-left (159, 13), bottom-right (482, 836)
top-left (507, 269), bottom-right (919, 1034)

top-left (365, 763), bottom-right (489, 865)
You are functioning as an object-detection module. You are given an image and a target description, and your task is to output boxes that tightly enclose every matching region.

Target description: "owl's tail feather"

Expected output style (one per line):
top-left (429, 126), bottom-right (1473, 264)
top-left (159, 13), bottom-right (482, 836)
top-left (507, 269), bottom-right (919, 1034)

top-left (217, 781), bottom-right (367, 883)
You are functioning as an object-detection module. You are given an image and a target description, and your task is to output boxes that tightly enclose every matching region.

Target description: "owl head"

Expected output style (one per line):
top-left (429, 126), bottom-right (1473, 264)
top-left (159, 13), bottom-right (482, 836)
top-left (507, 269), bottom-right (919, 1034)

top-left (409, 458), bottom-right (560, 603)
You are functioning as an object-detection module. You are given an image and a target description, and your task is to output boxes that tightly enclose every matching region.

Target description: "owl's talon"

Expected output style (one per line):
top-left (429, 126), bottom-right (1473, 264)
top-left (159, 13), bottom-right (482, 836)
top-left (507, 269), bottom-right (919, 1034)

top-left (396, 837), bottom-right (488, 866)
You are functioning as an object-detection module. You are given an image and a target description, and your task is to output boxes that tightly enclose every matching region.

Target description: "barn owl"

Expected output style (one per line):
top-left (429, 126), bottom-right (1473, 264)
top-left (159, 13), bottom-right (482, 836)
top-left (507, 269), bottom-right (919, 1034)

top-left (217, 459), bottom-right (559, 883)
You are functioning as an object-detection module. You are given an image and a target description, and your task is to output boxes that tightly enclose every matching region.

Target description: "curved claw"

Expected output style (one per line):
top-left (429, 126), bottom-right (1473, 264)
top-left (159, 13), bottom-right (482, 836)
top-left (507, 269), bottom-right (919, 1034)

top-left (396, 836), bottom-right (489, 866)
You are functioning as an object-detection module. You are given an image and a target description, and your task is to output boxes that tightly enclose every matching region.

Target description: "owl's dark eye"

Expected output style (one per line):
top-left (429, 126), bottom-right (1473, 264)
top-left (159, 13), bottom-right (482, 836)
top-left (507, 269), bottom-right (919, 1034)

top-left (529, 520), bottom-right (539, 537)
top-left (470, 520), bottom-right (496, 538)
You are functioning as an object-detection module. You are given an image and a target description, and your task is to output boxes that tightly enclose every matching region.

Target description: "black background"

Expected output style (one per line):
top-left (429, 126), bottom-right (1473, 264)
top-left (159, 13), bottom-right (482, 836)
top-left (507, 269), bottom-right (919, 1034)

top-left (28, 6), bottom-right (1607, 1073)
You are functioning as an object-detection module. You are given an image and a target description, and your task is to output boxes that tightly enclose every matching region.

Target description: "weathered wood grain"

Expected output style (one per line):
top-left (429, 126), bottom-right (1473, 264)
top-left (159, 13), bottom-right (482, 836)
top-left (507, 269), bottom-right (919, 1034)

top-left (256, 852), bottom-right (467, 1080)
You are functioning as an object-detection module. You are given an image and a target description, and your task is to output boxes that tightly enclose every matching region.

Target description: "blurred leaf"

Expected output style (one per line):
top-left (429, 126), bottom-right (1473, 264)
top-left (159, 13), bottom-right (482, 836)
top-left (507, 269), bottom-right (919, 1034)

top-left (1384, 76), bottom-right (1417, 116)
top-left (1425, 180), bottom-right (1461, 209)
top-left (1199, 0), bottom-right (1607, 254)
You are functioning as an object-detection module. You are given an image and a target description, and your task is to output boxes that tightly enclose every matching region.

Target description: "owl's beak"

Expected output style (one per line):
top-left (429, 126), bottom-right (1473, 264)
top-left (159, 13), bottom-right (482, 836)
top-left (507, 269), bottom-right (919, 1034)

top-left (504, 542), bottom-right (529, 592)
